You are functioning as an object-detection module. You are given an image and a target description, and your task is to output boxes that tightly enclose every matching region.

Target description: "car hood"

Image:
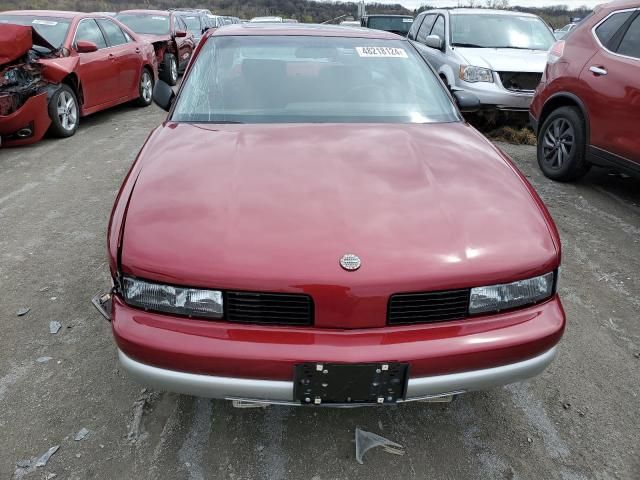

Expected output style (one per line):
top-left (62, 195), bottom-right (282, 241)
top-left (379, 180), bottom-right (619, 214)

top-left (121, 122), bottom-right (558, 323)
top-left (454, 47), bottom-right (549, 72)
top-left (0, 24), bottom-right (57, 65)
top-left (137, 33), bottom-right (172, 44)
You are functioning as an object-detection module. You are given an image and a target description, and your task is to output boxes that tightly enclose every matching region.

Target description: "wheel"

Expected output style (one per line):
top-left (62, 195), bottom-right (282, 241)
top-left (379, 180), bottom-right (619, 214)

top-left (537, 106), bottom-right (590, 181)
top-left (160, 53), bottom-right (178, 86)
top-left (48, 84), bottom-right (79, 138)
top-left (134, 68), bottom-right (153, 107)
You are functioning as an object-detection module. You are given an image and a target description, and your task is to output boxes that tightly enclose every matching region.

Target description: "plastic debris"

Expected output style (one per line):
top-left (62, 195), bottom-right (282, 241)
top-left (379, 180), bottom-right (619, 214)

top-left (35, 445), bottom-right (59, 467)
top-left (355, 428), bottom-right (405, 464)
top-left (17, 307), bottom-right (31, 316)
top-left (45, 474), bottom-right (57, 480)
top-left (16, 460), bottom-right (31, 468)
top-left (74, 428), bottom-right (89, 441)
top-left (37, 357), bottom-right (53, 363)
top-left (49, 321), bottom-right (61, 334)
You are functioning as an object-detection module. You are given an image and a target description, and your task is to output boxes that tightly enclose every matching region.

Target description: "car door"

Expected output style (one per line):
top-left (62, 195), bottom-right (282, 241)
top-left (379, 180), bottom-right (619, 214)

top-left (581, 9), bottom-right (640, 164)
top-left (422, 14), bottom-right (448, 72)
top-left (412, 13), bottom-right (438, 62)
top-left (73, 18), bottom-right (117, 108)
top-left (97, 18), bottom-right (141, 100)
top-left (173, 15), bottom-right (193, 68)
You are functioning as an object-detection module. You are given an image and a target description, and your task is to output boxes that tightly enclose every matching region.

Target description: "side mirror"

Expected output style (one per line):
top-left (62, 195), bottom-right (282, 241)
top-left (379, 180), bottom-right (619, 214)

top-left (174, 30), bottom-right (187, 38)
top-left (76, 40), bottom-right (98, 53)
top-left (153, 80), bottom-right (176, 112)
top-left (425, 34), bottom-right (444, 50)
top-left (202, 26), bottom-right (210, 33)
top-left (453, 91), bottom-right (481, 113)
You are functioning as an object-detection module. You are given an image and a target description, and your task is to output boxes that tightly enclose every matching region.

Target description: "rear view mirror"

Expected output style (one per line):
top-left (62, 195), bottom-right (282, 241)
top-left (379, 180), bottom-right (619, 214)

top-left (453, 91), bottom-right (481, 113)
top-left (425, 35), bottom-right (444, 50)
top-left (174, 30), bottom-right (187, 38)
top-left (153, 80), bottom-right (176, 112)
top-left (76, 40), bottom-right (98, 53)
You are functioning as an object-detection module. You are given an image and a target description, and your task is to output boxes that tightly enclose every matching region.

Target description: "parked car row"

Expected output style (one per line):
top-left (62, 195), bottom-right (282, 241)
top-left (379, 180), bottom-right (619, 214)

top-left (393, 2), bottom-right (639, 182)
top-left (0, 10), bottom-right (157, 146)
top-left (0, 7), bottom-right (233, 147)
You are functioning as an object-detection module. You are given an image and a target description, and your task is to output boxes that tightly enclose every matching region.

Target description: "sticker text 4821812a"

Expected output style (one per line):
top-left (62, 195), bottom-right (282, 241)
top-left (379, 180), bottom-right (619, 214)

top-left (355, 47), bottom-right (408, 58)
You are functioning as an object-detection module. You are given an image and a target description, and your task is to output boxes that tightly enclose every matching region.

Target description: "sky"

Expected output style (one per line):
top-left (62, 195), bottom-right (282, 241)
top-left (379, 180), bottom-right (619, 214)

top-left (388, 0), bottom-right (603, 9)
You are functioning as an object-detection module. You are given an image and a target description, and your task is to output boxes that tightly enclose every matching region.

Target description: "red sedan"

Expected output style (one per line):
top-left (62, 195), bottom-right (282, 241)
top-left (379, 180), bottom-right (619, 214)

top-left (95, 24), bottom-right (565, 406)
top-left (0, 11), bottom-right (157, 147)
top-left (530, 0), bottom-right (640, 181)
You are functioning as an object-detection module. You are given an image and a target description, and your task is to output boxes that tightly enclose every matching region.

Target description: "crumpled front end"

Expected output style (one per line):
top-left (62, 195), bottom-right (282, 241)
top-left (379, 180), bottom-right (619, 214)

top-left (1, 53), bottom-right (53, 146)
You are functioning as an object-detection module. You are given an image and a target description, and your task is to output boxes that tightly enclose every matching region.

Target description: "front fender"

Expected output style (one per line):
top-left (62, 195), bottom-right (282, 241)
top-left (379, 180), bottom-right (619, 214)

top-left (39, 56), bottom-right (79, 84)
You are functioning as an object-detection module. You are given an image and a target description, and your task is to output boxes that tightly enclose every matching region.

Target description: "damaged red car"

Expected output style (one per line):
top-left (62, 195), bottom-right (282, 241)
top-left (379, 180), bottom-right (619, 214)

top-left (95, 25), bottom-right (565, 407)
top-left (0, 11), bottom-right (157, 147)
top-left (116, 10), bottom-right (195, 86)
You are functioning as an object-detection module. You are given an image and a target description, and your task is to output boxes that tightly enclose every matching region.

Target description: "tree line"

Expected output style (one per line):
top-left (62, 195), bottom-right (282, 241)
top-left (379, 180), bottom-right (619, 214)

top-left (0, 0), bottom-right (592, 27)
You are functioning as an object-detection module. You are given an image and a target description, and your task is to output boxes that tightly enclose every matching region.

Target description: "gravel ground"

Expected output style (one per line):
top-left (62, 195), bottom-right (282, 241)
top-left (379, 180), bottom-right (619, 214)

top-left (1, 103), bottom-right (638, 480)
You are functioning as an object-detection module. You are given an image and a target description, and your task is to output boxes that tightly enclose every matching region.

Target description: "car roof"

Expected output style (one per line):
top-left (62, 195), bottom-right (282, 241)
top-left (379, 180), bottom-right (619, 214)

top-left (440, 8), bottom-right (539, 18)
top-left (0, 10), bottom-right (83, 19)
top-left (600, 0), bottom-right (640, 10)
top-left (365, 14), bottom-right (413, 17)
top-left (117, 10), bottom-right (170, 16)
top-left (210, 23), bottom-right (402, 39)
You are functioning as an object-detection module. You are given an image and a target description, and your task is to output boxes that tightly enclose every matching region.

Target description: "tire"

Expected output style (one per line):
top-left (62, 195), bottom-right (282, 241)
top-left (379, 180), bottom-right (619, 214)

top-left (48, 84), bottom-right (79, 138)
top-left (134, 68), bottom-right (154, 107)
top-left (160, 53), bottom-right (178, 86)
top-left (537, 106), bottom-right (591, 182)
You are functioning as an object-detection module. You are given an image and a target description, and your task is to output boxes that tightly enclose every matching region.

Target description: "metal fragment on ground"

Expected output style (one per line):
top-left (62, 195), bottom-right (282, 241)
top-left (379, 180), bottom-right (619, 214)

top-left (74, 427), bottom-right (89, 441)
top-left (49, 321), bottom-right (61, 334)
top-left (17, 307), bottom-right (30, 316)
top-left (35, 445), bottom-right (59, 467)
top-left (355, 428), bottom-right (405, 464)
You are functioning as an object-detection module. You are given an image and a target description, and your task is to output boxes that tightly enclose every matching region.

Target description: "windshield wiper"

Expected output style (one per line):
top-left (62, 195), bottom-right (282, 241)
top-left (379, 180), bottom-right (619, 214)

top-left (488, 46), bottom-right (540, 50)
top-left (451, 43), bottom-right (485, 48)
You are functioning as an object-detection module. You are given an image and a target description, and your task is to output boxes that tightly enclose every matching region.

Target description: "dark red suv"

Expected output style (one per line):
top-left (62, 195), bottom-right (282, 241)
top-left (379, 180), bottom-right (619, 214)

top-left (530, 0), bottom-right (640, 181)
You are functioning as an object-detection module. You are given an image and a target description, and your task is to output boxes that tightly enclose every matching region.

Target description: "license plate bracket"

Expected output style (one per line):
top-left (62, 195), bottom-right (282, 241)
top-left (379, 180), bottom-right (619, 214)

top-left (294, 362), bottom-right (409, 405)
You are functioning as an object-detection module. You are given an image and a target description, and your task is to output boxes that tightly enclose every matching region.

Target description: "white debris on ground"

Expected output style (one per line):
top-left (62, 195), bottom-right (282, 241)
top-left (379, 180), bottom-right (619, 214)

top-left (355, 428), bottom-right (405, 464)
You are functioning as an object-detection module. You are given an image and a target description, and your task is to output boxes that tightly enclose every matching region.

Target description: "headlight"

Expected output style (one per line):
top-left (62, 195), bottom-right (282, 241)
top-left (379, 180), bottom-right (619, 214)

top-left (459, 65), bottom-right (494, 83)
top-left (122, 276), bottom-right (223, 319)
top-left (469, 272), bottom-right (555, 315)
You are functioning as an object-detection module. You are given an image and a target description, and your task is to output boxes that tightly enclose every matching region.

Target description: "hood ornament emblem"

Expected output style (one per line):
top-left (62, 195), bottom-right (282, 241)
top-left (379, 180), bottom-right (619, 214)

top-left (340, 254), bottom-right (361, 271)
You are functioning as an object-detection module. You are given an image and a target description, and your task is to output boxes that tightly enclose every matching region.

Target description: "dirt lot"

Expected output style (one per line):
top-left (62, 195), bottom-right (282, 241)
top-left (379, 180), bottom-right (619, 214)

top-left (1, 103), bottom-right (638, 480)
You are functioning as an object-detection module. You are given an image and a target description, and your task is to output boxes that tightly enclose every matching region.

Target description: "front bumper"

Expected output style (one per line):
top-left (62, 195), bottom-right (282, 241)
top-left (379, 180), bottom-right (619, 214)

top-left (107, 293), bottom-right (565, 401)
top-left (453, 80), bottom-right (534, 111)
top-left (0, 92), bottom-right (51, 147)
top-left (118, 346), bottom-right (557, 404)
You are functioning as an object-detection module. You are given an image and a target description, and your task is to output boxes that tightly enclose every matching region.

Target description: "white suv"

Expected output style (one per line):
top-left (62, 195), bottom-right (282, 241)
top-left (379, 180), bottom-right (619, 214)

top-left (408, 8), bottom-right (556, 112)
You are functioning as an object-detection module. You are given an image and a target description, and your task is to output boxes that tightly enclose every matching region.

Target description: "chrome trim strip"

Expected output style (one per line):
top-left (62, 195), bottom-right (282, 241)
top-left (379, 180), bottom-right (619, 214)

top-left (405, 346), bottom-right (557, 399)
top-left (118, 347), bottom-right (557, 404)
top-left (118, 350), bottom-right (294, 401)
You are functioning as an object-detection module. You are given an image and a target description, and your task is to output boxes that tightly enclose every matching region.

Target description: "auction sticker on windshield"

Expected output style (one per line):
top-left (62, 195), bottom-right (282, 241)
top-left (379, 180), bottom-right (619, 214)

top-left (356, 47), bottom-right (408, 58)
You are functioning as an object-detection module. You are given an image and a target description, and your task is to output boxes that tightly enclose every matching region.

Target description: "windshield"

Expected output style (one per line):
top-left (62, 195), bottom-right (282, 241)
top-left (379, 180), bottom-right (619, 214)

top-left (451, 14), bottom-right (555, 50)
top-left (367, 16), bottom-right (413, 35)
top-left (0, 15), bottom-right (70, 49)
top-left (179, 15), bottom-right (202, 33)
top-left (172, 36), bottom-right (459, 124)
top-left (116, 14), bottom-right (170, 35)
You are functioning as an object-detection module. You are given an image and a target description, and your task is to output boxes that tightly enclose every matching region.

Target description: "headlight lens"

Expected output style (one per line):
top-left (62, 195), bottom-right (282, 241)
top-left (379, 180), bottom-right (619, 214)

top-left (459, 65), bottom-right (494, 83)
top-left (122, 276), bottom-right (223, 319)
top-left (469, 272), bottom-right (555, 315)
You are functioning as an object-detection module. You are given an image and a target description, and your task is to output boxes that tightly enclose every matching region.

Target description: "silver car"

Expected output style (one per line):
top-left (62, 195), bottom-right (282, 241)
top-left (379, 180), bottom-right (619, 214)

top-left (408, 8), bottom-right (556, 112)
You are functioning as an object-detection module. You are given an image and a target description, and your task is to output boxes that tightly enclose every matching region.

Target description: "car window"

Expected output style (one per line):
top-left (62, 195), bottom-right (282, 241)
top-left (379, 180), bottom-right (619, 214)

top-left (416, 14), bottom-right (436, 43)
top-left (431, 15), bottom-right (445, 40)
top-left (617, 14), bottom-right (640, 58)
top-left (173, 36), bottom-right (459, 124)
top-left (595, 11), bottom-right (634, 48)
top-left (450, 13), bottom-right (555, 50)
top-left (97, 19), bottom-right (128, 46)
top-left (408, 14), bottom-right (424, 40)
top-left (75, 19), bottom-right (107, 49)
top-left (367, 16), bottom-right (413, 35)
top-left (181, 15), bottom-right (202, 34)
top-left (117, 14), bottom-right (170, 35)
top-left (0, 15), bottom-right (71, 49)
